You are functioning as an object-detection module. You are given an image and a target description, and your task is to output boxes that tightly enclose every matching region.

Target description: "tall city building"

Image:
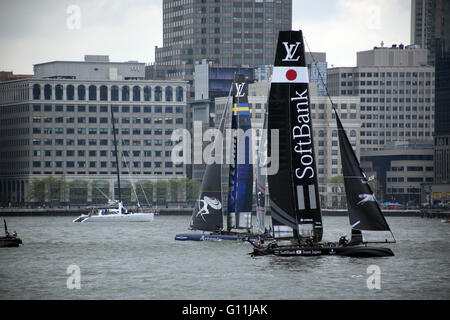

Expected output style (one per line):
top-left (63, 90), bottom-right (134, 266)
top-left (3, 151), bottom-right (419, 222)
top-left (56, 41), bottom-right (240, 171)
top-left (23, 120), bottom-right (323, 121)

top-left (152, 0), bottom-right (292, 82)
top-left (328, 45), bottom-right (435, 152)
top-left (0, 56), bottom-right (189, 205)
top-left (433, 0), bottom-right (450, 185)
top-left (411, 0), bottom-right (439, 65)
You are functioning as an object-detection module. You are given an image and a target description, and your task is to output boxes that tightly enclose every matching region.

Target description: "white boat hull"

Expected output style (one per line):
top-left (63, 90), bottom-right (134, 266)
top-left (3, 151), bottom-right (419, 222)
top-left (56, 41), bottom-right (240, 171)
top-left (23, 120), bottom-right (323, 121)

top-left (73, 213), bottom-right (154, 223)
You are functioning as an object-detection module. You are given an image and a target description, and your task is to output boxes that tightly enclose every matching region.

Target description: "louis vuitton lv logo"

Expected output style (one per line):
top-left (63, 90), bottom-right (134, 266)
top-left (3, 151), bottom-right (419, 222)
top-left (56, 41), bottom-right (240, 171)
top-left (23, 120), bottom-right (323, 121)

top-left (282, 42), bottom-right (301, 62)
top-left (234, 82), bottom-right (246, 98)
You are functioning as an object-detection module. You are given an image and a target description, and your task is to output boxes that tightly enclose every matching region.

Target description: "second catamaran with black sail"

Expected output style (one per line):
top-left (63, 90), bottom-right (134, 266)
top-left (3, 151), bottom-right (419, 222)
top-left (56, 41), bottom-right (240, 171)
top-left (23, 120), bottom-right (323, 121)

top-left (175, 74), bottom-right (261, 241)
top-left (249, 30), bottom-right (395, 257)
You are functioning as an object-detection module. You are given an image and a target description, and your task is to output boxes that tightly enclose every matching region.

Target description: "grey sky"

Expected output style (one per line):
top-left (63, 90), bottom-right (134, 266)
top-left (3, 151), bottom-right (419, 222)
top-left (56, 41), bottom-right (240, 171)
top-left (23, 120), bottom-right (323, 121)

top-left (0, 0), bottom-right (410, 74)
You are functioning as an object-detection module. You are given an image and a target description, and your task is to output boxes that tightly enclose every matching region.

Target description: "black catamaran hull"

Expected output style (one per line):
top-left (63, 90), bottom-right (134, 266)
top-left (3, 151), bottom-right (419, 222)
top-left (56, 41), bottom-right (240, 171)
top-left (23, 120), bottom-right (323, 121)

top-left (251, 244), bottom-right (394, 257)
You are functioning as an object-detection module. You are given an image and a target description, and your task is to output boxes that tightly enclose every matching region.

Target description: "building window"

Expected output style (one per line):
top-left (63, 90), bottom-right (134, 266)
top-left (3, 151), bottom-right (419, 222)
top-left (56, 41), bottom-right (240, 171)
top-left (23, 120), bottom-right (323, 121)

top-left (133, 86), bottom-right (141, 102)
top-left (122, 86), bottom-right (130, 101)
top-left (155, 86), bottom-right (162, 101)
top-left (33, 84), bottom-right (41, 100)
top-left (89, 85), bottom-right (97, 101)
top-left (44, 84), bottom-right (52, 100)
top-left (111, 85), bottom-right (119, 101)
top-left (55, 84), bottom-right (63, 100)
top-left (144, 86), bottom-right (151, 101)
top-left (100, 85), bottom-right (108, 101)
top-left (78, 85), bottom-right (86, 100)
top-left (66, 85), bottom-right (74, 100)
top-left (175, 86), bottom-right (183, 102)
top-left (165, 86), bottom-right (173, 102)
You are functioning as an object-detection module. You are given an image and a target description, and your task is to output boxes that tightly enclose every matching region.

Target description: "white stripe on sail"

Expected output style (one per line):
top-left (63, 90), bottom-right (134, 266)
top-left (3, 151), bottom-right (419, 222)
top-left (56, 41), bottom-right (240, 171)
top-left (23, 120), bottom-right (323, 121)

top-left (274, 225), bottom-right (293, 238)
top-left (308, 184), bottom-right (317, 209)
top-left (351, 220), bottom-right (361, 228)
top-left (297, 185), bottom-right (305, 210)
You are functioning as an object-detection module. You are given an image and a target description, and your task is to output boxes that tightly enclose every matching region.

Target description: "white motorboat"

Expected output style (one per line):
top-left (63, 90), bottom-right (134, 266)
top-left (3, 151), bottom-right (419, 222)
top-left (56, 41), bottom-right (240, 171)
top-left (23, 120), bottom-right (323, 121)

top-left (73, 200), bottom-right (155, 223)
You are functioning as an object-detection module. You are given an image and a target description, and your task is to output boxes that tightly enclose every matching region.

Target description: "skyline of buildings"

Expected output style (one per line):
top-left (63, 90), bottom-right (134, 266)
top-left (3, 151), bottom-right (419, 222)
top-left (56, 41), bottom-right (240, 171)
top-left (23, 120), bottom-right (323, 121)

top-left (1, 1), bottom-right (449, 207)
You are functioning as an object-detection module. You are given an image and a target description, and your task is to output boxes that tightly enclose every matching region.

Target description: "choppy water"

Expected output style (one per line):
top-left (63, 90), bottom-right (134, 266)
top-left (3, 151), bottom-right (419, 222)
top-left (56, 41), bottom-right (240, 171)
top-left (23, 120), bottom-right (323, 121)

top-left (0, 215), bottom-right (449, 300)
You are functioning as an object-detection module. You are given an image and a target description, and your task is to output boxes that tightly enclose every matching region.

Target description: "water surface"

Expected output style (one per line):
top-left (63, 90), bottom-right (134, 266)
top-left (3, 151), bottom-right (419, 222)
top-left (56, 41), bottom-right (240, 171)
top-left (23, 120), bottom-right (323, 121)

top-left (0, 215), bottom-right (448, 300)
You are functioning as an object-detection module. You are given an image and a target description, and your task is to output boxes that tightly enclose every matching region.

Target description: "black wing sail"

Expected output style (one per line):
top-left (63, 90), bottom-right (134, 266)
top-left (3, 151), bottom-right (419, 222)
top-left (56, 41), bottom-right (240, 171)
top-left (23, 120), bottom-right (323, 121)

top-left (189, 89), bottom-right (231, 232)
top-left (335, 111), bottom-right (391, 231)
top-left (268, 30), bottom-right (323, 241)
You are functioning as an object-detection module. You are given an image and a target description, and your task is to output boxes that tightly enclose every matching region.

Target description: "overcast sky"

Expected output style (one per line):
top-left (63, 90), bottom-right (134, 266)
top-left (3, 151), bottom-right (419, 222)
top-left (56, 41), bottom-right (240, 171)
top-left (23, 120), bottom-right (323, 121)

top-left (0, 0), bottom-right (410, 74)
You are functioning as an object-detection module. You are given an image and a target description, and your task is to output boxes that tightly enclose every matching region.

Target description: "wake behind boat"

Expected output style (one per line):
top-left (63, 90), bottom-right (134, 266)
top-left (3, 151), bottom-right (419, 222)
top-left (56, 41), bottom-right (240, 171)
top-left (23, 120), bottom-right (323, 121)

top-left (248, 30), bottom-right (395, 258)
top-left (73, 200), bottom-right (155, 223)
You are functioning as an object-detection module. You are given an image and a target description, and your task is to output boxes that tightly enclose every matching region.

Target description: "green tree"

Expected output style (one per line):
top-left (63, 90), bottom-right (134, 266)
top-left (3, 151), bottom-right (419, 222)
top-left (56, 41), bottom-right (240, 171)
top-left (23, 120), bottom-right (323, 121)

top-left (27, 179), bottom-right (47, 203)
top-left (69, 181), bottom-right (88, 205)
top-left (186, 179), bottom-right (201, 203)
top-left (137, 181), bottom-right (154, 205)
top-left (46, 177), bottom-right (68, 203)
top-left (168, 178), bottom-right (183, 202)
top-left (155, 180), bottom-right (168, 204)
top-left (327, 175), bottom-right (344, 184)
top-left (91, 181), bottom-right (111, 204)
top-left (27, 177), bottom-right (68, 204)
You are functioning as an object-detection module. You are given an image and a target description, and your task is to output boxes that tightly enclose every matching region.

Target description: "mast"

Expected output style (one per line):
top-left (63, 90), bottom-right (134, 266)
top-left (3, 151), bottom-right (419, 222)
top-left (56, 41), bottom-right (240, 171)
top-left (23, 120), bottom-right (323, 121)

top-left (110, 105), bottom-right (121, 204)
top-left (255, 104), bottom-right (268, 234)
top-left (227, 74), bottom-right (253, 231)
top-left (268, 30), bottom-right (323, 242)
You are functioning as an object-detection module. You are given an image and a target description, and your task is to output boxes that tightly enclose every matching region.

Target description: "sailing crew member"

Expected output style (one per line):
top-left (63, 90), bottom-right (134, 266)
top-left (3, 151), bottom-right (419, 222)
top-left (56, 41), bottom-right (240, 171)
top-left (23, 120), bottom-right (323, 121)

top-left (339, 235), bottom-right (348, 246)
top-left (268, 239), bottom-right (277, 249)
top-left (258, 239), bottom-right (265, 248)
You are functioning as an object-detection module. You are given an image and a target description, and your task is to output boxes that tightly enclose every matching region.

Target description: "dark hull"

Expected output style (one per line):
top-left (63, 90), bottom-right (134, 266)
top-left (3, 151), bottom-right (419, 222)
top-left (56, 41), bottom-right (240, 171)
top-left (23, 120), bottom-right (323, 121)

top-left (251, 244), bottom-right (394, 258)
top-left (0, 236), bottom-right (23, 248)
top-left (175, 231), bottom-right (270, 242)
top-left (175, 233), bottom-right (243, 241)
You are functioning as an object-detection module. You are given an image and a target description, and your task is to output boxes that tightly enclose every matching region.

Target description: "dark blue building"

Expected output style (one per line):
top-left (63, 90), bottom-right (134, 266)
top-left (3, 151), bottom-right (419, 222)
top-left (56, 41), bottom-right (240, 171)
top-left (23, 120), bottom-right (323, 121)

top-left (434, 0), bottom-right (450, 184)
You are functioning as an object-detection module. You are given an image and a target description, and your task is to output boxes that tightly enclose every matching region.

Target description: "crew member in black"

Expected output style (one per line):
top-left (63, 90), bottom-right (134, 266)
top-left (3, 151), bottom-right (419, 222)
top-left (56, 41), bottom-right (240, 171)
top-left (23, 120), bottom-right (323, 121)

top-left (339, 235), bottom-right (348, 246)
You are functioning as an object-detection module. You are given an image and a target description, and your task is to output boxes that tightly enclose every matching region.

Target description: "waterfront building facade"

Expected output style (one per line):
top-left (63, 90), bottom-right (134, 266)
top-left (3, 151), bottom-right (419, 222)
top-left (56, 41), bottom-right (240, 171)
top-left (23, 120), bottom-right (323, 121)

top-left (328, 45), bottom-right (435, 152)
top-left (0, 57), bottom-right (189, 205)
top-left (361, 141), bottom-right (434, 205)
